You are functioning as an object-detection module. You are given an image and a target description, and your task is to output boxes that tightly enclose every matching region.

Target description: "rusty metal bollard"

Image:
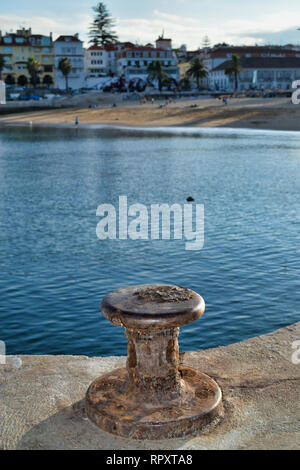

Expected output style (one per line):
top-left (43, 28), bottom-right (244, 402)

top-left (85, 284), bottom-right (222, 439)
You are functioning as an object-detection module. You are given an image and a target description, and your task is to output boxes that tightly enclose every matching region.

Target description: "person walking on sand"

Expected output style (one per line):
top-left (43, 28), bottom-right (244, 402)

top-left (75, 116), bottom-right (79, 128)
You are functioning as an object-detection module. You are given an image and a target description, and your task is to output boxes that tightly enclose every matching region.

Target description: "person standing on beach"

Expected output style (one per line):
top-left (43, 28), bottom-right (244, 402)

top-left (75, 116), bottom-right (79, 128)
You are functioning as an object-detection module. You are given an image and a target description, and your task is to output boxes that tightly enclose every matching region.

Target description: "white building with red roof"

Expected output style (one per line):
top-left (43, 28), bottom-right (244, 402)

top-left (85, 45), bottom-right (108, 78)
top-left (54, 34), bottom-right (85, 90)
top-left (116, 40), bottom-right (179, 85)
top-left (85, 43), bottom-right (129, 79)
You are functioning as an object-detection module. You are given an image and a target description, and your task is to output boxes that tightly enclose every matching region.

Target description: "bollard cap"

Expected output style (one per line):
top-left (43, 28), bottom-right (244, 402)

top-left (101, 284), bottom-right (205, 330)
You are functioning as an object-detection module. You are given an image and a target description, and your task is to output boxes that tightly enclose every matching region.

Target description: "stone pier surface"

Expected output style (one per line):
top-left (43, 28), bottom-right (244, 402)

top-left (0, 322), bottom-right (299, 450)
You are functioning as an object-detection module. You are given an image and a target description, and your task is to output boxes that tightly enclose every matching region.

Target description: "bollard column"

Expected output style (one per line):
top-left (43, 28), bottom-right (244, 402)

top-left (85, 284), bottom-right (222, 440)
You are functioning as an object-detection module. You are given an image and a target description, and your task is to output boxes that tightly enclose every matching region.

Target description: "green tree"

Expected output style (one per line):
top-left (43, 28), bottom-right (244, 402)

top-left (89, 2), bottom-right (118, 46)
top-left (186, 57), bottom-right (208, 90)
top-left (58, 57), bottom-right (72, 91)
top-left (43, 74), bottom-right (53, 88)
top-left (27, 56), bottom-right (40, 88)
top-left (0, 55), bottom-right (5, 81)
top-left (225, 54), bottom-right (242, 91)
top-left (5, 74), bottom-right (15, 86)
top-left (147, 61), bottom-right (168, 92)
top-left (202, 35), bottom-right (211, 49)
top-left (17, 75), bottom-right (28, 87)
top-left (213, 42), bottom-right (230, 48)
top-left (179, 77), bottom-right (191, 91)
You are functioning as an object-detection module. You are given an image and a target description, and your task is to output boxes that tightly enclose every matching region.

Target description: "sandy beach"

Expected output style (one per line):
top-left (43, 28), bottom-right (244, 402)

top-left (1, 95), bottom-right (300, 131)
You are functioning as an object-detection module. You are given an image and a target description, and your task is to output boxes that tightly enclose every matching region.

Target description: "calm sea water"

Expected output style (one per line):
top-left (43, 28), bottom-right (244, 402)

top-left (0, 124), bottom-right (299, 356)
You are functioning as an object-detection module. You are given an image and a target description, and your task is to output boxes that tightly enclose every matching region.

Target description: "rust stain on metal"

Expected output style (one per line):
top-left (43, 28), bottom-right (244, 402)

top-left (135, 285), bottom-right (194, 303)
top-left (85, 284), bottom-right (223, 440)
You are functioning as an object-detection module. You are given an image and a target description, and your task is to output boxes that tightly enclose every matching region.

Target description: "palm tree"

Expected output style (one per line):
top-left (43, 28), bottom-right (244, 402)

top-left (27, 56), bottom-right (40, 88)
top-left (179, 77), bottom-right (191, 91)
top-left (0, 55), bottom-right (5, 81)
top-left (186, 57), bottom-right (208, 90)
top-left (43, 74), bottom-right (53, 88)
top-left (225, 54), bottom-right (242, 92)
top-left (58, 57), bottom-right (72, 91)
top-left (147, 61), bottom-right (168, 92)
top-left (18, 75), bottom-right (28, 87)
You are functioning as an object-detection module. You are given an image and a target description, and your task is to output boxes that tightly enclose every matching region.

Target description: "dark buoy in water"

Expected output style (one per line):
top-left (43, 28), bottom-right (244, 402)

top-left (186, 196), bottom-right (194, 202)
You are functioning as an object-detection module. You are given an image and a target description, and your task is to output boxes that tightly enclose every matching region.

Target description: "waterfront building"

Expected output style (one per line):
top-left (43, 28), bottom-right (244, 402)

top-left (54, 34), bottom-right (85, 90)
top-left (116, 37), bottom-right (179, 86)
top-left (85, 45), bottom-right (108, 78)
top-left (201, 44), bottom-right (300, 73)
top-left (0, 28), bottom-right (54, 87)
top-left (173, 45), bottom-right (199, 64)
top-left (209, 56), bottom-right (300, 91)
top-left (84, 42), bottom-right (135, 88)
top-left (155, 35), bottom-right (172, 51)
top-left (85, 42), bottom-right (128, 79)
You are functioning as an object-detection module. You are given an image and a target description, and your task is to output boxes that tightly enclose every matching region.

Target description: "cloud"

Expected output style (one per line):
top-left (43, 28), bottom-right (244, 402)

top-left (0, 13), bottom-right (92, 42)
top-left (116, 9), bottom-right (300, 48)
top-left (1, 9), bottom-right (300, 50)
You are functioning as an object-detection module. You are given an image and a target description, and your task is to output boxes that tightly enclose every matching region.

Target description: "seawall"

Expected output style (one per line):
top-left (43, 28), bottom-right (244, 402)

top-left (0, 322), bottom-right (299, 450)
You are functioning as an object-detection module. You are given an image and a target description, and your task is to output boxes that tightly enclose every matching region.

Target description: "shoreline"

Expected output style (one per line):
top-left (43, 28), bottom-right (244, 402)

top-left (1, 119), bottom-right (300, 136)
top-left (1, 97), bottom-right (300, 132)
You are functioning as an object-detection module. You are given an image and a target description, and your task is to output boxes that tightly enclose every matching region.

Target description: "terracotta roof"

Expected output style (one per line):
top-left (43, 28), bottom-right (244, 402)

top-left (121, 42), bottom-right (135, 47)
top-left (55, 35), bottom-right (81, 43)
top-left (210, 46), bottom-right (298, 58)
top-left (88, 45), bottom-right (105, 50)
top-left (104, 44), bottom-right (118, 51)
top-left (212, 56), bottom-right (300, 71)
top-left (0, 33), bottom-right (52, 46)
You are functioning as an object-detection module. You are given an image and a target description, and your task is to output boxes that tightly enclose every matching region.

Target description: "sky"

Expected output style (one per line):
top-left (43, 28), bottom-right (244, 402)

top-left (1, 0), bottom-right (300, 49)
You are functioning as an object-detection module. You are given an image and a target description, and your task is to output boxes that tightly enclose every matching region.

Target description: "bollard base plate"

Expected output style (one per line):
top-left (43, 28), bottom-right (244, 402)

top-left (85, 366), bottom-right (222, 440)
